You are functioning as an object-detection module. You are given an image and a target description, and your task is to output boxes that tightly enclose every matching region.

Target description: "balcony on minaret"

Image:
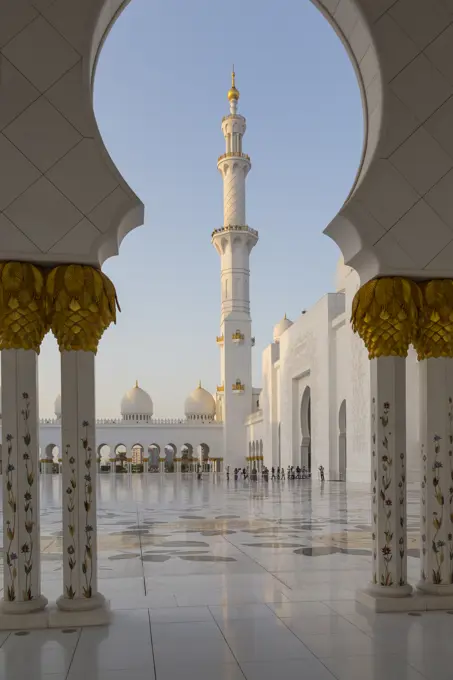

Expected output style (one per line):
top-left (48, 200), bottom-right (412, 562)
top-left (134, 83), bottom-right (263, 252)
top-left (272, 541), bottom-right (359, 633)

top-left (232, 380), bottom-right (245, 393)
top-left (211, 225), bottom-right (259, 240)
top-left (216, 334), bottom-right (224, 345)
top-left (232, 330), bottom-right (245, 343)
top-left (217, 384), bottom-right (224, 392)
top-left (217, 152), bottom-right (250, 163)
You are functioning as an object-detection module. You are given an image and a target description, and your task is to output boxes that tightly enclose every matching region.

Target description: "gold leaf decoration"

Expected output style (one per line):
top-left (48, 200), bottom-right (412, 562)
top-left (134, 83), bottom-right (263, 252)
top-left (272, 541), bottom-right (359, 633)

top-left (414, 279), bottom-right (453, 360)
top-left (351, 277), bottom-right (422, 359)
top-left (46, 265), bottom-right (119, 353)
top-left (0, 262), bottom-right (48, 352)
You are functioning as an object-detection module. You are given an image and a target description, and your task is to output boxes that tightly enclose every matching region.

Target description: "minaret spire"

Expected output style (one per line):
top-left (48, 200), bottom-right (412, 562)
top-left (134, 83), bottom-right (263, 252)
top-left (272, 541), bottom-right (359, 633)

top-left (227, 66), bottom-right (240, 114)
top-left (212, 71), bottom-right (258, 467)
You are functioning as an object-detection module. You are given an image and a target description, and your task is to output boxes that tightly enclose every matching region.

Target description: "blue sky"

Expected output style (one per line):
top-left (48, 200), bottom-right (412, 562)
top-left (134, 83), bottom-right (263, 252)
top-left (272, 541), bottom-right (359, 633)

top-left (39, 0), bottom-right (363, 417)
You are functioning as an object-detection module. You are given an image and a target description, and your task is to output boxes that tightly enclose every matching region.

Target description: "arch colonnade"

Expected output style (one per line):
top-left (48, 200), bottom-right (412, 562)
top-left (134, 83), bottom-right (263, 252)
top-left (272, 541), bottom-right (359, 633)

top-left (0, 263), bottom-right (117, 628)
top-left (353, 278), bottom-right (453, 612)
top-left (247, 439), bottom-right (264, 471)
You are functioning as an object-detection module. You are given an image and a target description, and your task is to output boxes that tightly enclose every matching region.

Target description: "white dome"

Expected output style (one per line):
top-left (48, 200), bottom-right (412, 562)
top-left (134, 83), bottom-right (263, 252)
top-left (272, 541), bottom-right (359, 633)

top-left (121, 381), bottom-right (153, 417)
top-left (335, 255), bottom-right (353, 292)
top-left (54, 394), bottom-right (61, 418)
top-left (273, 314), bottom-right (293, 343)
top-left (184, 382), bottom-right (216, 419)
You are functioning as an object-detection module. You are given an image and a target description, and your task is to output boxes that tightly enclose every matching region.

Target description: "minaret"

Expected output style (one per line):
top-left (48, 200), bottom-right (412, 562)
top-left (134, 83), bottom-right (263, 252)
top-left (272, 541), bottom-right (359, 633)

top-left (212, 69), bottom-right (258, 466)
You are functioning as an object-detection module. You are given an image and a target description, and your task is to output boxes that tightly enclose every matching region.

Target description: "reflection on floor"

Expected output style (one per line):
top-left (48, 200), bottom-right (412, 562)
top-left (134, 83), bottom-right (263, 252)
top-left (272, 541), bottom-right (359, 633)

top-left (0, 474), bottom-right (448, 680)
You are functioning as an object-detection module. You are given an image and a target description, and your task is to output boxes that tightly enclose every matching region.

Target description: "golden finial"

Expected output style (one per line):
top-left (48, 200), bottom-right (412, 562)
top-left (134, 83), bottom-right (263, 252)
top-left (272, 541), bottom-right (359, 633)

top-left (228, 65), bottom-right (240, 102)
top-left (198, 380), bottom-right (202, 388)
top-left (135, 379), bottom-right (139, 388)
top-left (284, 313), bottom-right (287, 320)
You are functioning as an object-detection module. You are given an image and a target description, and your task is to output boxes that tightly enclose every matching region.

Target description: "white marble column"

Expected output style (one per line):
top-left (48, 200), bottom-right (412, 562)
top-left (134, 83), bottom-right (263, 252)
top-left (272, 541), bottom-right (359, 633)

top-left (159, 457), bottom-right (165, 474)
top-left (417, 358), bottom-right (453, 598)
top-left (361, 357), bottom-right (412, 605)
top-left (174, 458), bottom-right (181, 474)
top-left (52, 350), bottom-right (109, 625)
top-left (110, 456), bottom-right (116, 473)
top-left (0, 349), bottom-right (48, 626)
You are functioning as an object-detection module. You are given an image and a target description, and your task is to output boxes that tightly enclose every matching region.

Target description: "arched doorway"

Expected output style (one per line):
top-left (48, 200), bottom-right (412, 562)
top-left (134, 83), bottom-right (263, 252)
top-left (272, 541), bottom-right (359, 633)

top-left (164, 443), bottom-right (176, 471)
top-left (300, 386), bottom-right (311, 471)
top-left (148, 444), bottom-right (160, 470)
top-left (199, 443), bottom-right (209, 471)
top-left (98, 444), bottom-right (111, 472)
top-left (181, 443), bottom-right (193, 471)
top-left (338, 399), bottom-right (347, 481)
top-left (115, 443), bottom-right (127, 472)
top-left (132, 443), bottom-right (144, 472)
top-left (45, 443), bottom-right (60, 472)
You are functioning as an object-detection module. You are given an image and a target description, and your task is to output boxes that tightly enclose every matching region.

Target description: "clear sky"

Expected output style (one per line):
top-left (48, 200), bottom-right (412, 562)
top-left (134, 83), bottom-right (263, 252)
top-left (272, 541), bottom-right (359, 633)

top-left (38, 0), bottom-right (363, 418)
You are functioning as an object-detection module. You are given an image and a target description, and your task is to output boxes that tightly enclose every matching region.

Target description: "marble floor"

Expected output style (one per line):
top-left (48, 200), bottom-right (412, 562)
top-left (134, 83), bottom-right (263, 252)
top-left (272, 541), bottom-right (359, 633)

top-left (0, 474), bottom-right (451, 680)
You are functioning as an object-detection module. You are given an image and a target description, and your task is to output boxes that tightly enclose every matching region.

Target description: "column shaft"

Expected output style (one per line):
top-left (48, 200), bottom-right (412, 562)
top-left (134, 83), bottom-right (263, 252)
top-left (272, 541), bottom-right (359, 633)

top-left (57, 350), bottom-right (105, 612)
top-left (369, 357), bottom-right (412, 597)
top-left (1, 349), bottom-right (47, 615)
top-left (418, 358), bottom-right (453, 594)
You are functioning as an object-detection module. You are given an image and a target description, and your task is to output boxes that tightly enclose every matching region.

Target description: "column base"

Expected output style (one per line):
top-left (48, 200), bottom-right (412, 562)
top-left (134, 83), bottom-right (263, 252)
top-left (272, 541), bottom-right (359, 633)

top-left (417, 581), bottom-right (453, 596)
top-left (56, 591), bottom-right (107, 613)
top-left (357, 583), bottom-right (453, 612)
top-left (49, 600), bottom-right (111, 628)
top-left (0, 595), bottom-right (49, 630)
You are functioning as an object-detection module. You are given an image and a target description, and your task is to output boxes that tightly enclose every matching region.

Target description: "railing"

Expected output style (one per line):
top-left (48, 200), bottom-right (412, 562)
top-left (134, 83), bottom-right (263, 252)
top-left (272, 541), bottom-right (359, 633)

top-left (232, 331), bottom-right (244, 341)
top-left (38, 417), bottom-right (222, 427)
top-left (222, 114), bottom-right (243, 122)
top-left (216, 335), bottom-right (224, 343)
top-left (216, 385), bottom-right (224, 392)
top-left (211, 225), bottom-right (259, 239)
top-left (217, 151), bottom-right (250, 163)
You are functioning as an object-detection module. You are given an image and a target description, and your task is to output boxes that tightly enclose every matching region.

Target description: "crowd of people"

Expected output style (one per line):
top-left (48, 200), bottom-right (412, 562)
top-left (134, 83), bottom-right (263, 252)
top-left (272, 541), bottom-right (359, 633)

top-left (225, 464), bottom-right (325, 482)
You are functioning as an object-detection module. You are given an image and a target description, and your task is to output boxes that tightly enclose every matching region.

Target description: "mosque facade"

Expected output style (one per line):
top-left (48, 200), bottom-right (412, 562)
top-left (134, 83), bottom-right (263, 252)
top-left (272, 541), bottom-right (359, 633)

top-left (0, 72), bottom-right (421, 482)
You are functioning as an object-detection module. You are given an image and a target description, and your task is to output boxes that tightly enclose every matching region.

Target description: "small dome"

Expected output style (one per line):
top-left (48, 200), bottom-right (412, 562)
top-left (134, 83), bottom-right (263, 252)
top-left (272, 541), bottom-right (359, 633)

top-left (273, 313), bottom-right (293, 343)
top-left (121, 381), bottom-right (153, 418)
top-left (54, 394), bottom-right (61, 418)
top-left (184, 381), bottom-right (216, 420)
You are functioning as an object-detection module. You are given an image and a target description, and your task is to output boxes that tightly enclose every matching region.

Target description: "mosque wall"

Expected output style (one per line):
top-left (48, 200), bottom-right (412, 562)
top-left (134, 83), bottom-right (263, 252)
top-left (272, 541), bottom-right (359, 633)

top-left (277, 294), bottom-right (341, 474)
top-left (29, 423), bottom-right (224, 462)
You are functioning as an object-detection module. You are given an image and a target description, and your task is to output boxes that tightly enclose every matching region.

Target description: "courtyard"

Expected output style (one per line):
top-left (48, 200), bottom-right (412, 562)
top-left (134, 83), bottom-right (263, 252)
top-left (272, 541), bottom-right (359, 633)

top-left (0, 474), bottom-right (449, 680)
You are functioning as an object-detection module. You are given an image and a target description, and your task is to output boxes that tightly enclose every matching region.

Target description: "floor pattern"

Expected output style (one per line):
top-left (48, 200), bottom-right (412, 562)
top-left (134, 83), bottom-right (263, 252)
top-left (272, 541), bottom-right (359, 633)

top-left (0, 474), bottom-right (449, 680)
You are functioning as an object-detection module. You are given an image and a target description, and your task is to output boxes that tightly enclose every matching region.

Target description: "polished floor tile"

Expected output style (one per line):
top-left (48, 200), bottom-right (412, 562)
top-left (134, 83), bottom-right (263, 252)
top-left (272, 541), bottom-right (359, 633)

top-left (0, 474), bottom-right (439, 679)
top-left (240, 658), bottom-right (337, 680)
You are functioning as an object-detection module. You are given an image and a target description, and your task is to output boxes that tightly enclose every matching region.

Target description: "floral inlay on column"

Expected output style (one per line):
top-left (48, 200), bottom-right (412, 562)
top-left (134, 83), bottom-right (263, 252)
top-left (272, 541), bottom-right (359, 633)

top-left (371, 397), bottom-right (377, 585)
top-left (432, 434), bottom-right (445, 585)
top-left (379, 402), bottom-right (394, 587)
top-left (21, 393), bottom-right (35, 601)
top-left (419, 394), bottom-right (453, 591)
top-left (82, 421), bottom-right (94, 599)
top-left (64, 444), bottom-right (77, 599)
top-left (5, 434), bottom-right (17, 602)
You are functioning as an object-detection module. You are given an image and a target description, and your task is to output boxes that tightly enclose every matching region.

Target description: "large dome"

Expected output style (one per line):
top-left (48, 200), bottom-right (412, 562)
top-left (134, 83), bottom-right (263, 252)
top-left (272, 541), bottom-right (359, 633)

top-left (121, 381), bottom-right (153, 420)
top-left (184, 381), bottom-right (216, 420)
top-left (273, 314), bottom-right (293, 343)
top-left (54, 394), bottom-right (61, 418)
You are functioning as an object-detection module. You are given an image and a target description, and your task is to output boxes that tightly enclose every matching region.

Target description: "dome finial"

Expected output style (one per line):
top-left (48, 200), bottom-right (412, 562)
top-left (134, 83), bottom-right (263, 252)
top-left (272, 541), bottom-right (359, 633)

top-left (228, 65), bottom-right (240, 102)
top-left (198, 379), bottom-right (202, 388)
top-left (135, 379), bottom-right (138, 388)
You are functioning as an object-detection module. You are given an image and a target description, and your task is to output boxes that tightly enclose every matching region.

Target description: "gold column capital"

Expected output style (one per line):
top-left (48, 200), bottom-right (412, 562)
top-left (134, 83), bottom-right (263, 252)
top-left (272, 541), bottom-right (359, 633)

top-left (46, 264), bottom-right (119, 353)
top-left (413, 279), bottom-right (453, 360)
top-left (0, 261), bottom-right (48, 352)
top-left (351, 277), bottom-right (422, 359)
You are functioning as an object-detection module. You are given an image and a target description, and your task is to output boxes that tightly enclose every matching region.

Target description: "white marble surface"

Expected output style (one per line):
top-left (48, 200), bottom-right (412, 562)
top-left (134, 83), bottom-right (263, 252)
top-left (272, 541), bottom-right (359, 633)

top-left (0, 473), bottom-right (448, 679)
